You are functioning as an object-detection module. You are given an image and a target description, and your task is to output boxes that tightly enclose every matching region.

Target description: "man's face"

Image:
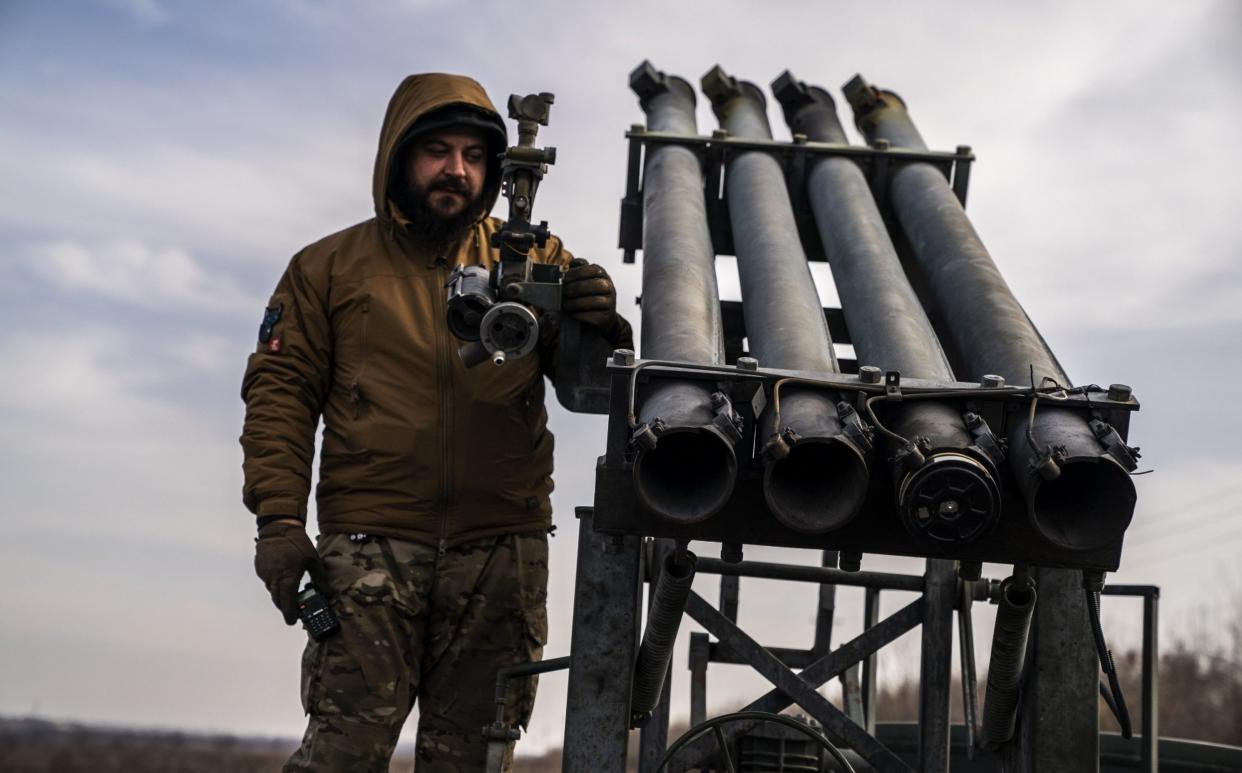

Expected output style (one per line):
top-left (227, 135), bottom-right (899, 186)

top-left (405, 125), bottom-right (488, 219)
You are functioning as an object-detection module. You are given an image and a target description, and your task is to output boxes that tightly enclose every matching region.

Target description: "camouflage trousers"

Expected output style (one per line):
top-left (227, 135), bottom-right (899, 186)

top-left (285, 530), bottom-right (549, 773)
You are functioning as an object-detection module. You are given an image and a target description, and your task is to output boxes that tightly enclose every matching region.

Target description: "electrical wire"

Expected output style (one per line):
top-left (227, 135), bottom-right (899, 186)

top-left (625, 360), bottom-right (766, 429)
top-left (863, 394), bottom-right (915, 448)
top-left (1086, 587), bottom-right (1133, 739)
top-left (624, 359), bottom-right (1113, 457)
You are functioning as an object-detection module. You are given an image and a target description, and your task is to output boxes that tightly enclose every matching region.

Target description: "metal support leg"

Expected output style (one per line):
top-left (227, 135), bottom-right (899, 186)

top-left (1141, 590), bottom-right (1160, 773)
top-left (638, 669), bottom-right (673, 773)
top-left (958, 580), bottom-right (980, 757)
top-left (720, 573), bottom-right (740, 622)
top-left (841, 663), bottom-right (865, 727)
top-left (1006, 567), bottom-right (1100, 773)
top-left (814, 549), bottom-right (840, 654)
top-left (563, 508), bottom-right (642, 772)
top-left (919, 559), bottom-right (955, 773)
top-left (862, 587), bottom-right (880, 735)
top-left (689, 632), bottom-right (709, 728)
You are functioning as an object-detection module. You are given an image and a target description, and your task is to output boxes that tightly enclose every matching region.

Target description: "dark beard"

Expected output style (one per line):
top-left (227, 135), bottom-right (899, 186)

top-left (393, 178), bottom-right (488, 252)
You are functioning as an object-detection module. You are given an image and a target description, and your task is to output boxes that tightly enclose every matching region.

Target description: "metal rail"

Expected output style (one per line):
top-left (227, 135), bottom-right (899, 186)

top-left (696, 556), bottom-right (926, 592)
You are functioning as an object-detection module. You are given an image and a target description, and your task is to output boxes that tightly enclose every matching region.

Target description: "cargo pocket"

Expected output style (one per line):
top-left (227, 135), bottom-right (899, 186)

top-left (300, 637), bottom-right (326, 715)
top-left (514, 533), bottom-right (549, 729)
top-left (515, 604), bottom-right (549, 730)
top-left (523, 603), bottom-right (548, 649)
top-left (302, 536), bottom-right (412, 725)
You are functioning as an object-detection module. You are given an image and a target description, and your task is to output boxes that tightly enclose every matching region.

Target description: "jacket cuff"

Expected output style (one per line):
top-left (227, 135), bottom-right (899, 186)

top-left (605, 314), bottom-right (635, 351)
top-left (256, 497), bottom-right (307, 518)
top-left (256, 514), bottom-right (304, 531)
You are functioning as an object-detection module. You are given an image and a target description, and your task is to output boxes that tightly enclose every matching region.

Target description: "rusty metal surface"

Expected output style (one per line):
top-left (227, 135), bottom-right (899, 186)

top-left (562, 509), bottom-right (642, 770)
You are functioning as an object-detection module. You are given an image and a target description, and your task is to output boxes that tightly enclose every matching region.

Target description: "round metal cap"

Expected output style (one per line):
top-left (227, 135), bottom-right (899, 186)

top-left (898, 452), bottom-right (1000, 543)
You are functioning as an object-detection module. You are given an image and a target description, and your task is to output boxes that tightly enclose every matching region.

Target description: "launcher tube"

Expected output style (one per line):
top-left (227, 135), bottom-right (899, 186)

top-left (844, 76), bottom-right (1135, 550)
top-left (703, 65), bottom-right (867, 533)
top-left (775, 72), bottom-right (1000, 543)
top-left (628, 61), bottom-right (737, 524)
top-left (703, 69), bottom-right (834, 372)
top-left (774, 73), bottom-right (952, 380)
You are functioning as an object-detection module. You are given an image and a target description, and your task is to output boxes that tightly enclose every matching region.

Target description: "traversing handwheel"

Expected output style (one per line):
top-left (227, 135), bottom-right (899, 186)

top-left (656, 710), bottom-right (856, 773)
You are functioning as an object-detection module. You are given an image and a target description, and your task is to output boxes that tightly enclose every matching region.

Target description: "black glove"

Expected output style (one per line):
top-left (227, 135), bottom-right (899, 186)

top-left (562, 258), bottom-right (619, 331)
top-left (254, 521), bottom-right (328, 625)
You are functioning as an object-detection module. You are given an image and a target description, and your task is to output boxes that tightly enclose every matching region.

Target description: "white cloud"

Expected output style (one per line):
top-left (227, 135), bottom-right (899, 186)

top-left (0, 326), bottom-right (155, 422)
top-left (168, 332), bottom-right (239, 373)
top-left (0, 81), bottom-right (374, 268)
top-left (24, 239), bottom-right (260, 313)
top-left (0, 324), bottom-right (251, 551)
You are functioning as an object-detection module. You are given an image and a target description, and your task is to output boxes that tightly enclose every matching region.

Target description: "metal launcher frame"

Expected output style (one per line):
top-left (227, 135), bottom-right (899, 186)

top-left (549, 63), bottom-right (1156, 773)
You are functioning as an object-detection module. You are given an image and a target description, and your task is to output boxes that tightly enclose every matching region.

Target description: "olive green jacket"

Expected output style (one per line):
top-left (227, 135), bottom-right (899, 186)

top-left (240, 73), bottom-right (630, 546)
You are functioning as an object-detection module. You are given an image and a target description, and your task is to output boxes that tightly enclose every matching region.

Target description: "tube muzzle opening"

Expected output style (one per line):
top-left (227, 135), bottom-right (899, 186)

top-left (1026, 455), bottom-right (1136, 550)
top-left (764, 436), bottom-right (869, 533)
top-left (634, 427), bottom-right (738, 524)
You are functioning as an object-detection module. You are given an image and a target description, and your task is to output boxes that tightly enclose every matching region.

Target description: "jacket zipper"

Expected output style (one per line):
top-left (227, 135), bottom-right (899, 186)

top-left (349, 298), bottom-right (371, 417)
top-left (431, 261), bottom-right (454, 550)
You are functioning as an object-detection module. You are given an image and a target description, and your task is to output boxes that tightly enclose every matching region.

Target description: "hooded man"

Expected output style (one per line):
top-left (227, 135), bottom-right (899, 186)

top-left (241, 73), bottom-right (632, 771)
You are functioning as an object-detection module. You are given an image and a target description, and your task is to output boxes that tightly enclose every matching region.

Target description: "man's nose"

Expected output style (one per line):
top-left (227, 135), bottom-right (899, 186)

top-left (443, 150), bottom-right (468, 177)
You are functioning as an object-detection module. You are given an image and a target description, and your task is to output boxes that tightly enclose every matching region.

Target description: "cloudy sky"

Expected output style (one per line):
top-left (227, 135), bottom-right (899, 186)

top-left (1, 0), bottom-right (1239, 756)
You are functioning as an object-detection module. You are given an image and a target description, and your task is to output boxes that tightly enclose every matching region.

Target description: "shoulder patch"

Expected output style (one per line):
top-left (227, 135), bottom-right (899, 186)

top-left (259, 304), bottom-right (283, 344)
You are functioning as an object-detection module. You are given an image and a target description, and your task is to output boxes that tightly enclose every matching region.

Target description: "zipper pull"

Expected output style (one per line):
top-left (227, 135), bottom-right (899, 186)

top-left (437, 539), bottom-right (447, 557)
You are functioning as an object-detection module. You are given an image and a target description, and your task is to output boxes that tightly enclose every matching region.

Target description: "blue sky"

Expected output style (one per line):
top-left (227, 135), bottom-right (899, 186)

top-left (1, 0), bottom-right (1240, 754)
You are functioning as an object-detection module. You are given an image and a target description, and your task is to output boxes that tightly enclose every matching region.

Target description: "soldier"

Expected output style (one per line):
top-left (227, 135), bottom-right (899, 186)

top-left (241, 73), bottom-right (631, 771)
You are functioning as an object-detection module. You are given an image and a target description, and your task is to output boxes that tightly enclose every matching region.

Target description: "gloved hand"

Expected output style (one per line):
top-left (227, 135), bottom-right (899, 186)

top-left (254, 520), bottom-right (328, 625)
top-left (562, 258), bottom-right (619, 331)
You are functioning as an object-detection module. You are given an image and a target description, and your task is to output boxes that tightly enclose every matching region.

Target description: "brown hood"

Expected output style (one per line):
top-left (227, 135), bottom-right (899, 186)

top-left (372, 73), bottom-right (508, 223)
